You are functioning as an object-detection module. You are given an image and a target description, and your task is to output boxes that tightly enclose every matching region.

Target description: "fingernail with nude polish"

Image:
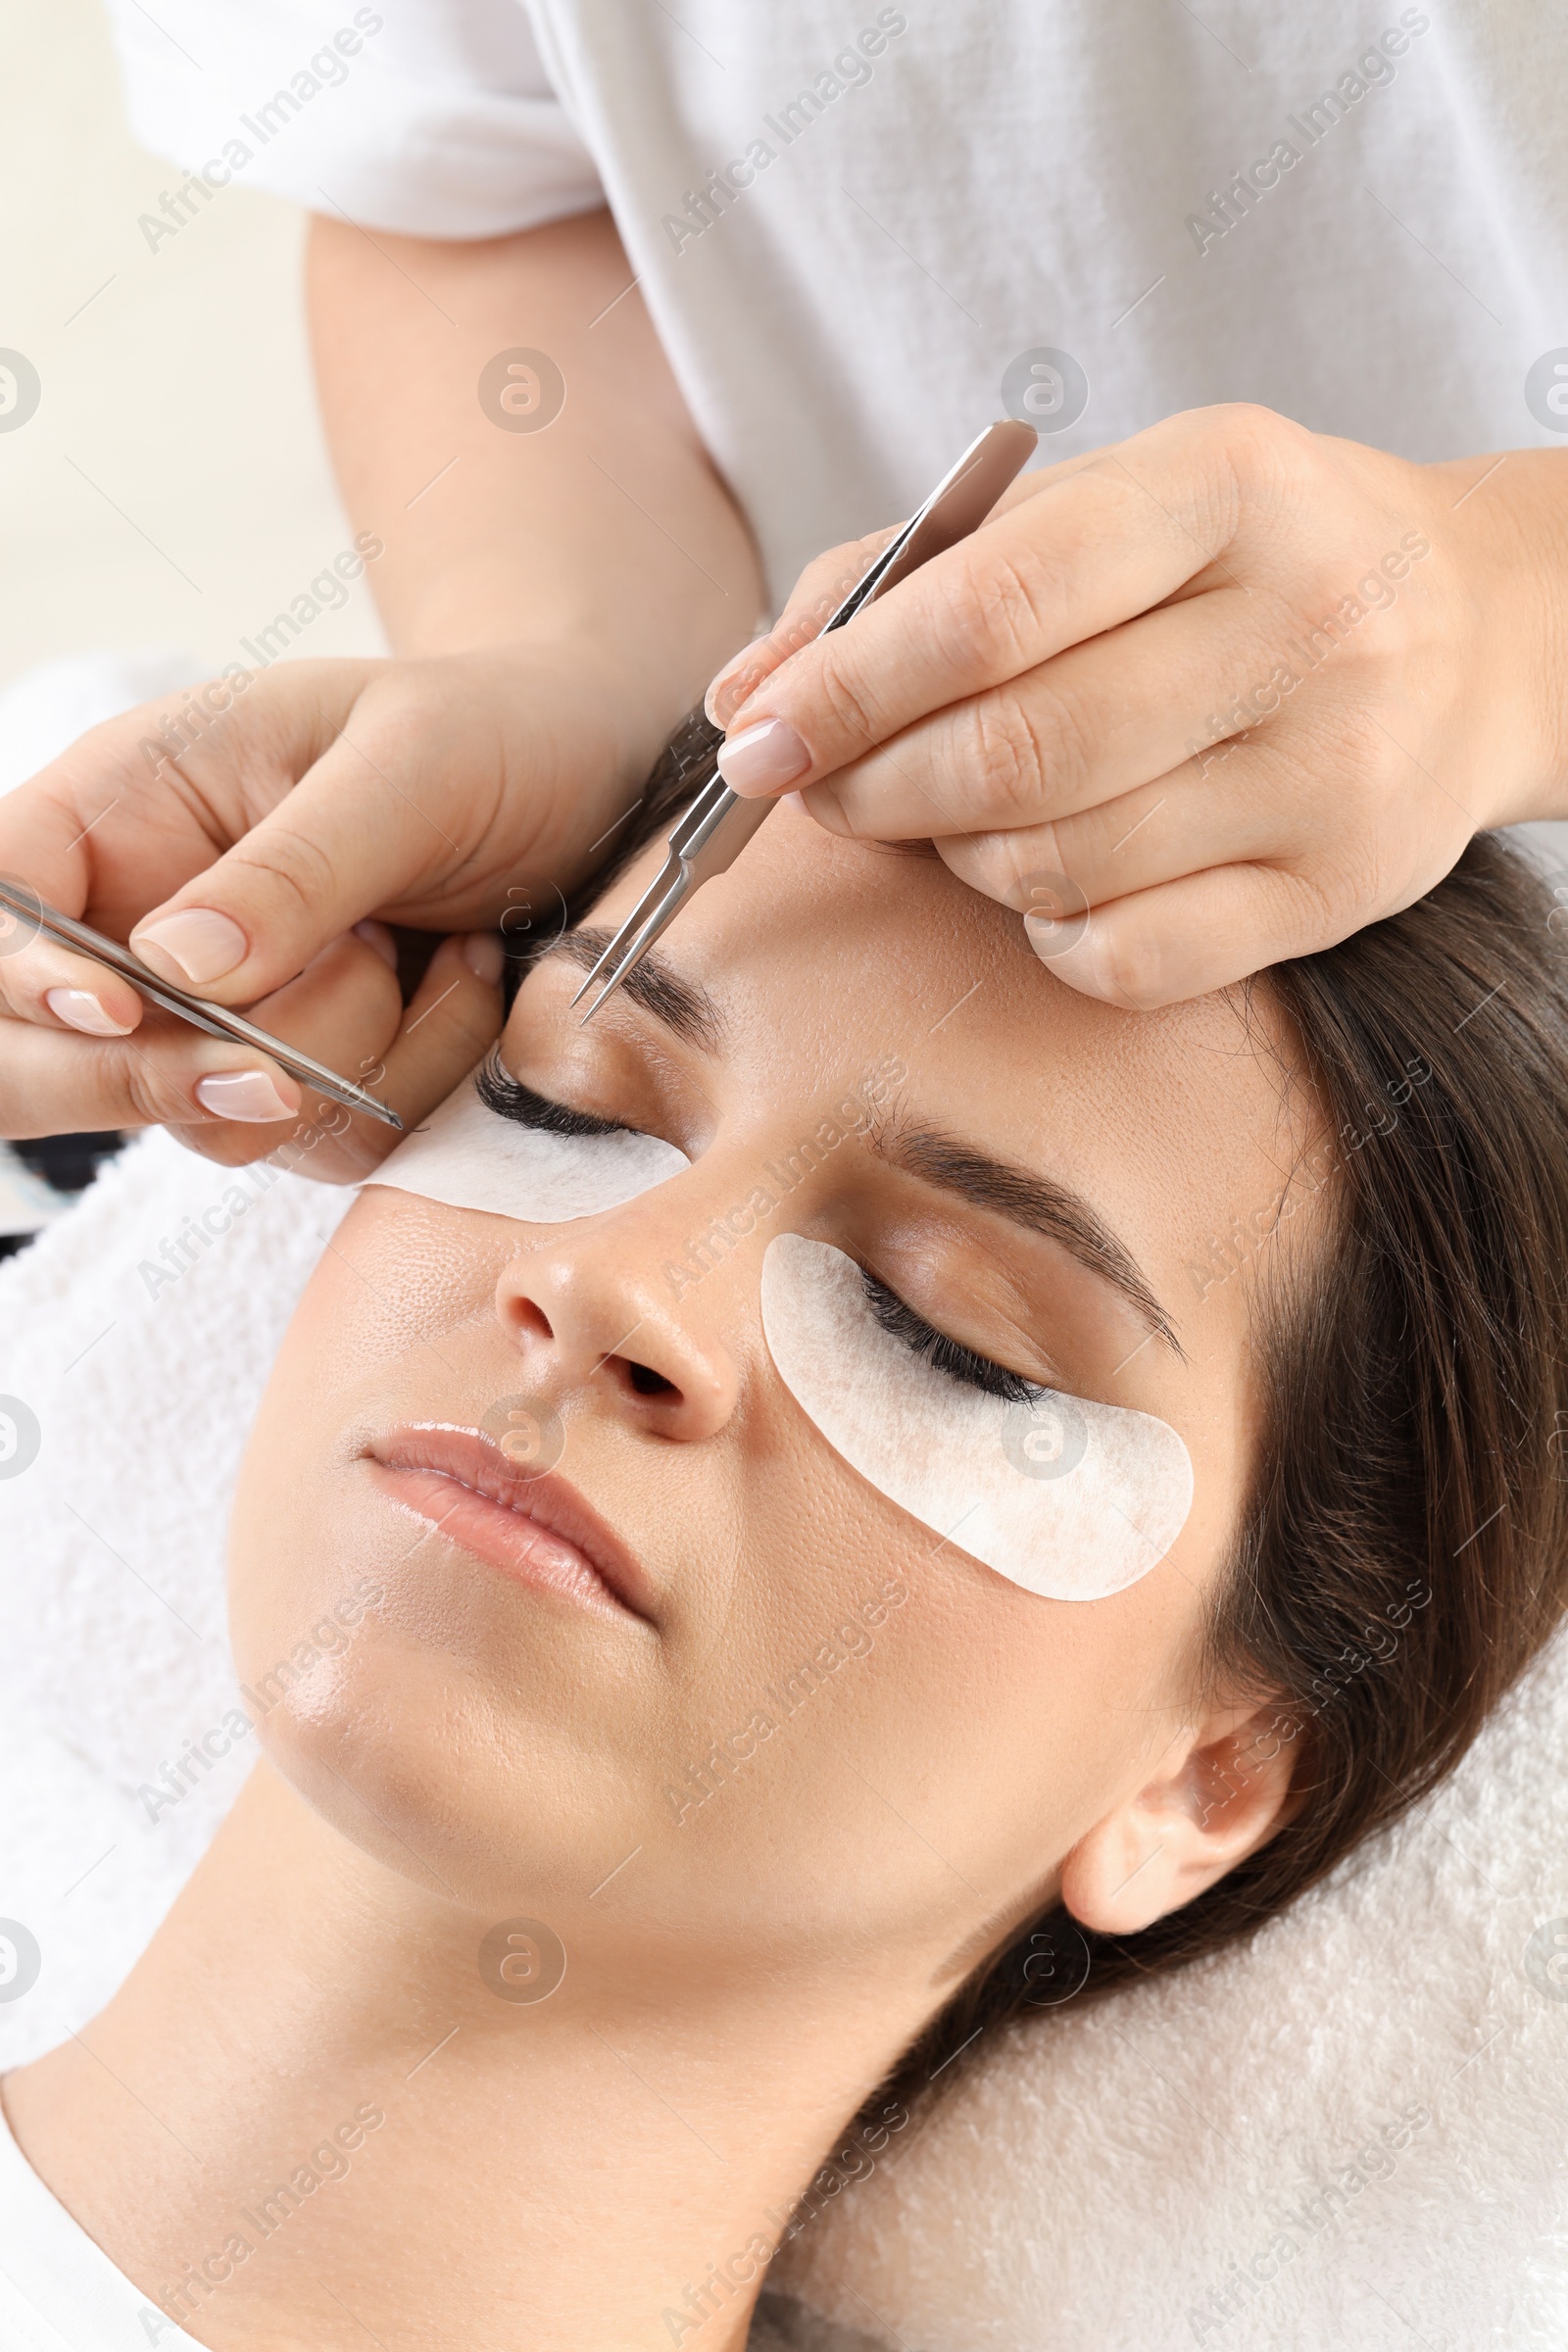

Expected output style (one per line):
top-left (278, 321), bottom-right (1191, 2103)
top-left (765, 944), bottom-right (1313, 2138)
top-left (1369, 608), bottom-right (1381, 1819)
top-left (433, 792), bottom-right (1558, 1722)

top-left (463, 932), bottom-right (506, 983)
top-left (44, 987), bottom-right (134, 1037)
top-left (705, 636), bottom-right (770, 724)
top-left (133, 907), bottom-right (248, 985)
top-left (715, 718), bottom-right (811, 796)
top-left (194, 1069), bottom-right (300, 1123)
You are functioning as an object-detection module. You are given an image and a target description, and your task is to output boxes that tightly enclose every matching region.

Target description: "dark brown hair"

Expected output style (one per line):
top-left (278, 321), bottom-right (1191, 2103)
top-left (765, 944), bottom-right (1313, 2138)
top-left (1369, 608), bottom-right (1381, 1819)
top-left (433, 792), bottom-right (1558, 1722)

top-left (555, 730), bottom-right (1568, 2096)
top-left (898, 826), bottom-right (1568, 2094)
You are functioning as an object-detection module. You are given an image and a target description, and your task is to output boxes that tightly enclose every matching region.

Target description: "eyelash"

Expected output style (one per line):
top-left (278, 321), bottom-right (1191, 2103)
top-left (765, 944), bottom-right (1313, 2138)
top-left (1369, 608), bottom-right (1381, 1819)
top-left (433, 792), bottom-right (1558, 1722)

top-left (474, 1058), bottom-right (628, 1139)
top-left (858, 1271), bottom-right (1046, 1405)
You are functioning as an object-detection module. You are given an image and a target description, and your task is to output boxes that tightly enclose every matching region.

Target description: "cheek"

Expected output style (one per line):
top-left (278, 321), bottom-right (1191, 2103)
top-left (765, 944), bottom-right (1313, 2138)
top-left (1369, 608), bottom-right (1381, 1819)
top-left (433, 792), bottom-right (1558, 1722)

top-left (722, 1371), bottom-right (1203, 1914)
top-left (241, 1189), bottom-right (504, 1454)
top-left (227, 1192), bottom-right (509, 1633)
top-left (869, 1551), bottom-right (1210, 1913)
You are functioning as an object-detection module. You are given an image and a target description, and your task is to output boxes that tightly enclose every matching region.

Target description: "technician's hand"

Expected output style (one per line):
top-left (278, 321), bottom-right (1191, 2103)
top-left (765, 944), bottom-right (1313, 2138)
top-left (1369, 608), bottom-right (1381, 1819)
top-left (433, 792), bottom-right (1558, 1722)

top-left (707, 405), bottom-right (1568, 1006)
top-left (0, 648), bottom-right (645, 1165)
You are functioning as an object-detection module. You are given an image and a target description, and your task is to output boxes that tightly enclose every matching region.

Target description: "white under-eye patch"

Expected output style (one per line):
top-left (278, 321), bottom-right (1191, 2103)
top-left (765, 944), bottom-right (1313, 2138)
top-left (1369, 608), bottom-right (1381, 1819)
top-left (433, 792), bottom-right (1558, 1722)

top-left (366, 1068), bottom-right (689, 1221)
top-left (760, 1234), bottom-right (1192, 1600)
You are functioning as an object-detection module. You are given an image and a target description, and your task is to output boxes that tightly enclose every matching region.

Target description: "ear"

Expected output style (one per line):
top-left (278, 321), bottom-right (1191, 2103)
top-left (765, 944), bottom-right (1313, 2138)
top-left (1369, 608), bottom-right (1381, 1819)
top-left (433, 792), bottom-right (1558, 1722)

top-left (1058, 1701), bottom-right (1298, 1936)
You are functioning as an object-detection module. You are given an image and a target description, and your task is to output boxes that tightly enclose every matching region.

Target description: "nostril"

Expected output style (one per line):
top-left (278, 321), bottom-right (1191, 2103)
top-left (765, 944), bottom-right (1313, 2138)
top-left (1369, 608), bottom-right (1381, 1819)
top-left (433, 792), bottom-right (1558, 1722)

top-left (627, 1359), bottom-right (676, 1397)
top-left (512, 1298), bottom-right (555, 1346)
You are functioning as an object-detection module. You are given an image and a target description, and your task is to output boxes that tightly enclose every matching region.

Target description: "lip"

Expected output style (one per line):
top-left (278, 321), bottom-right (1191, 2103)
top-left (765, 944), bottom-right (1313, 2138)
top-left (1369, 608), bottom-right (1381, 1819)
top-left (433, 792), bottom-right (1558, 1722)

top-left (366, 1425), bottom-right (657, 1626)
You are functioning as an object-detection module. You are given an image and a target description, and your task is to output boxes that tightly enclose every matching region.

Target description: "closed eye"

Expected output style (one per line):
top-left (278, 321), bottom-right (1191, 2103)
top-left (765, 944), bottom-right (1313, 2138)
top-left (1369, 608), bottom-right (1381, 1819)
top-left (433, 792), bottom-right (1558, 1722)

top-left (474, 1056), bottom-right (629, 1139)
top-left (859, 1270), bottom-right (1047, 1405)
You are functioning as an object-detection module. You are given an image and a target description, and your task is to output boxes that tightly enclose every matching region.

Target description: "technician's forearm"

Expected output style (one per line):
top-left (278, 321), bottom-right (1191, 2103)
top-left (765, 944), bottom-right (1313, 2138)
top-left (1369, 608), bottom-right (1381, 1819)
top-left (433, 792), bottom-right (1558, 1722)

top-left (308, 209), bottom-right (760, 722)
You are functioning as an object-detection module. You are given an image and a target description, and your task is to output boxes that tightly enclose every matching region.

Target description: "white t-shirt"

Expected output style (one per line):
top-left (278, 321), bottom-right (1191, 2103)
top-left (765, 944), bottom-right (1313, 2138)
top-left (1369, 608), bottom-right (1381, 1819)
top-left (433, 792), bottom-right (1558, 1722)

top-left (103, 1), bottom-right (1568, 608)
top-left (0, 2094), bottom-right (812, 2351)
top-left (0, 2098), bottom-right (205, 2350)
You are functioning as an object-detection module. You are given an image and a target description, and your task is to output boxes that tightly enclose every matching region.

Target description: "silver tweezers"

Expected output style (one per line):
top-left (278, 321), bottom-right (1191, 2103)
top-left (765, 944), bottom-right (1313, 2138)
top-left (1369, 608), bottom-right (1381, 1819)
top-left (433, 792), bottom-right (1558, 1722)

top-left (0, 876), bottom-right (403, 1128)
top-left (573, 417), bottom-right (1039, 1023)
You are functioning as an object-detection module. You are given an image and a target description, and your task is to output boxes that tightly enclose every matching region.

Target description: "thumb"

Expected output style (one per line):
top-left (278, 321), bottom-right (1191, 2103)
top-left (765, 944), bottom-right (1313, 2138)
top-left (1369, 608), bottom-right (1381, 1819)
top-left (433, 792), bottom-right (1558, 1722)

top-left (705, 525), bottom-right (901, 728)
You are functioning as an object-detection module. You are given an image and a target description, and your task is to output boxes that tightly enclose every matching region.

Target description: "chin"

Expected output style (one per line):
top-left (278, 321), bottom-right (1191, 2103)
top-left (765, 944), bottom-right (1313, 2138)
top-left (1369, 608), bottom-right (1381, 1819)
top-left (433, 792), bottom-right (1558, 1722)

top-left (234, 1614), bottom-right (564, 1909)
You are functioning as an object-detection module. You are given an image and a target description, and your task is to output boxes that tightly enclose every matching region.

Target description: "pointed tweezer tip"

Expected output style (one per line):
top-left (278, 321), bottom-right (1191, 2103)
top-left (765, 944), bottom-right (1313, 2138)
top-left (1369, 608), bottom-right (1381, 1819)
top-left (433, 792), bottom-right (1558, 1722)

top-left (577, 960), bottom-right (636, 1026)
top-left (568, 938), bottom-right (624, 1009)
top-left (338, 1090), bottom-right (403, 1130)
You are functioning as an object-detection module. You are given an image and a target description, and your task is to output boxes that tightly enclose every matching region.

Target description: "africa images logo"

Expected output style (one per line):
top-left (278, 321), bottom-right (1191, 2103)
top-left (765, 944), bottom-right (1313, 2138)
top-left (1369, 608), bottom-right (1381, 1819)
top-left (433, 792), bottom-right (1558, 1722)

top-left (1002, 1394), bottom-right (1088, 1482)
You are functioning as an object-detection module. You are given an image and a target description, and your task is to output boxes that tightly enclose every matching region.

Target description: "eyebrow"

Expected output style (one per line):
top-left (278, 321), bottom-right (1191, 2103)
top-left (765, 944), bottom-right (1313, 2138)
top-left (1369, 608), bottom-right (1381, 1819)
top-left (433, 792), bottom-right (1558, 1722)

top-left (548, 928), bottom-right (724, 1054)
top-left (875, 1120), bottom-right (1182, 1354)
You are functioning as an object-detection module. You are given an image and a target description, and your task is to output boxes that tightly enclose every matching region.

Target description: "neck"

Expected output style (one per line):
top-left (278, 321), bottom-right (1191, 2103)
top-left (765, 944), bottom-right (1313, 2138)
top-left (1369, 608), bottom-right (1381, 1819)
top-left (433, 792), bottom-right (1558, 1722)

top-left (4, 1762), bottom-right (929, 2352)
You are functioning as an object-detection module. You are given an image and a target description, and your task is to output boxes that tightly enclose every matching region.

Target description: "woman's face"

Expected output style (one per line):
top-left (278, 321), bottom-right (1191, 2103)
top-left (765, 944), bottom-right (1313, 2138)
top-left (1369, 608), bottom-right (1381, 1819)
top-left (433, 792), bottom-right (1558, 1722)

top-left (230, 805), bottom-right (1310, 1980)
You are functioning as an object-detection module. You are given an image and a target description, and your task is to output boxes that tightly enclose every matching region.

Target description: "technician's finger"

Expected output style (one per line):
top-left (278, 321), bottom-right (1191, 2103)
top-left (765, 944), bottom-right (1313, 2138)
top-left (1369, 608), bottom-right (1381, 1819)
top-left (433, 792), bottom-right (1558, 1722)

top-left (934, 754), bottom-right (1290, 914)
top-left (127, 706), bottom-right (486, 1009)
top-left (1026, 862), bottom-right (1376, 1011)
top-left (0, 667), bottom-right (341, 927)
top-left (705, 528), bottom-right (901, 727)
top-left (0, 932), bottom-right (144, 1035)
top-left (0, 1014), bottom-right (303, 1143)
top-left (0, 927), bottom-right (393, 1156)
top-left (704, 449), bottom-right (1097, 728)
top-left (162, 924), bottom-right (408, 1168)
top-left (795, 588), bottom-right (1264, 843)
top-left (264, 932), bottom-right (506, 1186)
top-left (714, 441), bottom-right (1209, 799)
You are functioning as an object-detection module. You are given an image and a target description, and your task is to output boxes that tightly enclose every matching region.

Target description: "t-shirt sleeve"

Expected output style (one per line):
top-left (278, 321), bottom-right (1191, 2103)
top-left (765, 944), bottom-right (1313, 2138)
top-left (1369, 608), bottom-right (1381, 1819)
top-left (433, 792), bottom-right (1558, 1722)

top-left (100, 0), bottom-right (605, 239)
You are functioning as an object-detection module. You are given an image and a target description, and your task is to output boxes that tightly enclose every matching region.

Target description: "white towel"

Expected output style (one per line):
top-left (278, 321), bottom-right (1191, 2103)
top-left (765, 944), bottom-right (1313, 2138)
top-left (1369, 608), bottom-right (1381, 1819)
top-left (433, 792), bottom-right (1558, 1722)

top-left (771, 1622), bottom-right (1568, 2349)
top-left (0, 1144), bottom-right (70, 1241)
top-left (0, 1129), bottom-right (351, 2064)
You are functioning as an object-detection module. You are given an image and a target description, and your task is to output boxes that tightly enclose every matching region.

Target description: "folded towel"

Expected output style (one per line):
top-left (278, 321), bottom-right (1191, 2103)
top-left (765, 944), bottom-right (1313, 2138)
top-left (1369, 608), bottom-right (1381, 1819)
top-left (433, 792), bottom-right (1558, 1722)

top-left (0, 1129), bottom-right (351, 2065)
top-left (771, 1625), bottom-right (1568, 2349)
top-left (0, 1143), bottom-right (70, 1241)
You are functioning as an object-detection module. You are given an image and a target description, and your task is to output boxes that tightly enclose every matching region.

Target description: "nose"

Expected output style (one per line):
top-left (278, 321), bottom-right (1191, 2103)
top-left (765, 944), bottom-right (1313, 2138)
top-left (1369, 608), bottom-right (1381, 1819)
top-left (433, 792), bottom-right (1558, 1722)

top-left (494, 1200), bottom-right (742, 1443)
